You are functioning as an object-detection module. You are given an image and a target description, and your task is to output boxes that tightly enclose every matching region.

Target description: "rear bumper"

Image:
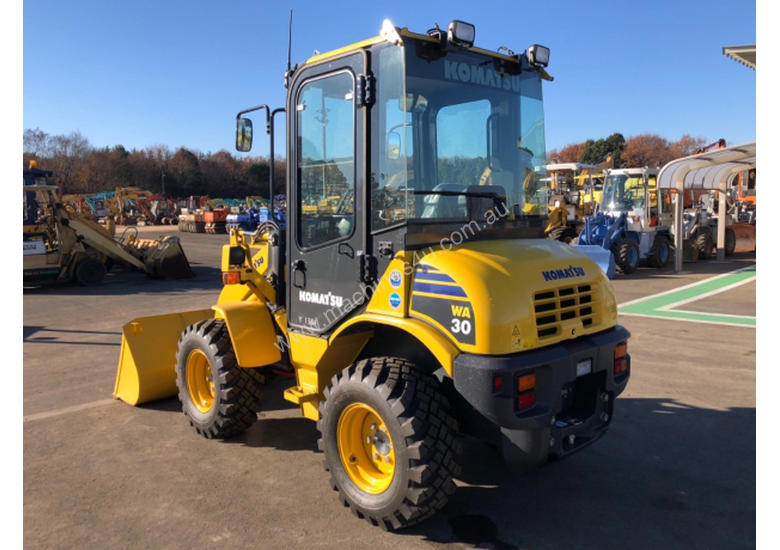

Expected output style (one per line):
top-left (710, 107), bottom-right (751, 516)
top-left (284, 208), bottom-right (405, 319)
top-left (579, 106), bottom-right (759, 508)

top-left (453, 326), bottom-right (630, 463)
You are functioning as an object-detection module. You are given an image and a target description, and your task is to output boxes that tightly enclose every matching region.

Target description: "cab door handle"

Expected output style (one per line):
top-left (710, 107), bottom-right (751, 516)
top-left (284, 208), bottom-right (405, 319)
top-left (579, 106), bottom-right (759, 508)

top-left (293, 259), bottom-right (306, 289)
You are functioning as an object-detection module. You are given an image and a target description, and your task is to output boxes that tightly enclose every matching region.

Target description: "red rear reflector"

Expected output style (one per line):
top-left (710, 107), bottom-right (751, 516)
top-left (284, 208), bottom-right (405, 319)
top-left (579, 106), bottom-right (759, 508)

top-left (518, 373), bottom-right (536, 392)
top-left (222, 271), bottom-right (241, 285)
top-left (492, 375), bottom-right (503, 394)
top-left (516, 392), bottom-right (536, 410)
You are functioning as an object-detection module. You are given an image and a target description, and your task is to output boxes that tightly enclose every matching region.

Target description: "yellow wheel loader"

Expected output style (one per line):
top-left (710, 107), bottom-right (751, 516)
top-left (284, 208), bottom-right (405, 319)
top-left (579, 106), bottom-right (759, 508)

top-left (114, 19), bottom-right (631, 530)
top-left (23, 167), bottom-right (193, 285)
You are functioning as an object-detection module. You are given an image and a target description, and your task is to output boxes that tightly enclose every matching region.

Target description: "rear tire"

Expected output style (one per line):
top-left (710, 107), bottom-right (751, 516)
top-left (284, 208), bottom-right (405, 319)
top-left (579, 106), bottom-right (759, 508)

top-left (175, 319), bottom-right (263, 439)
top-left (318, 357), bottom-right (461, 530)
top-left (74, 257), bottom-right (106, 285)
top-left (612, 239), bottom-right (640, 274)
top-left (695, 231), bottom-right (714, 260)
top-left (648, 234), bottom-right (671, 268)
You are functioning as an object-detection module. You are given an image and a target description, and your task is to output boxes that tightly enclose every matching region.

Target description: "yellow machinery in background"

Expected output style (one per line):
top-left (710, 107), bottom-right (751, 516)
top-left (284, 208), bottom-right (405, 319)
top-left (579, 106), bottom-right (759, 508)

top-left (24, 166), bottom-right (193, 285)
top-left (543, 163), bottom-right (601, 241)
top-left (114, 20), bottom-right (631, 530)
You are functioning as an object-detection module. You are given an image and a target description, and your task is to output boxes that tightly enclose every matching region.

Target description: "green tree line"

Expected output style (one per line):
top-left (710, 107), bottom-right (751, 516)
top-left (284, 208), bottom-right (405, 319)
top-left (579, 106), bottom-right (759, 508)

top-left (23, 128), bottom-right (285, 198)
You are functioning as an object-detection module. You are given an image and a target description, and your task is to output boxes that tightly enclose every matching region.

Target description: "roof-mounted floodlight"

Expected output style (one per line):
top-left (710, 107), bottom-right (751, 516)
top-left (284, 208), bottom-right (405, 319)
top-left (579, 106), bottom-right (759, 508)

top-left (381, 19), bottom-right (403, 45)
top-left (447, 20), bottom-right (475, 48)
top-left (526, 44), bottom-right (550, 68)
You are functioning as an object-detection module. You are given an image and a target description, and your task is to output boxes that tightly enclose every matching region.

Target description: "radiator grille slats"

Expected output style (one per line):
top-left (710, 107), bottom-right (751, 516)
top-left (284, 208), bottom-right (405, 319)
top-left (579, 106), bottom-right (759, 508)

top-left (533, 284), bottom-right (596, 340)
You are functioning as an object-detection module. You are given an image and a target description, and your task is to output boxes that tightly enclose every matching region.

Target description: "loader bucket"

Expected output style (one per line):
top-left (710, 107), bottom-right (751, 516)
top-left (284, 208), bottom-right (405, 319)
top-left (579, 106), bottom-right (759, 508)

top-left (133, 235), bottom-right (194, 279)
top-left (113, 309), bottom-right (213, 405)
top-left (573, 245), bottom-right (616, 279)
top-left (731, 223), bottom-right (756, 253)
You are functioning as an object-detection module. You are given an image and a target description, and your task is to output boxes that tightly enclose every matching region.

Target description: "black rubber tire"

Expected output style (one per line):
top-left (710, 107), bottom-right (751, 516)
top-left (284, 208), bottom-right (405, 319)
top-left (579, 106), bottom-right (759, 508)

top-left (74, 257), bottom-right (106, 285)
top-left (317, 357), bottom-right (461, 531)
top-left (695, 231), bottom-right (714, 260)
top-left (547, 225), bottom-right (578, 243)
top-left (648, 234), bottom-right (671, 268)
top-left (725, 227), bottom-right (736, 256)
top-left (175, 319), bottom-right (264, 439)
top-left (612, 239), bottom-right (640, 274)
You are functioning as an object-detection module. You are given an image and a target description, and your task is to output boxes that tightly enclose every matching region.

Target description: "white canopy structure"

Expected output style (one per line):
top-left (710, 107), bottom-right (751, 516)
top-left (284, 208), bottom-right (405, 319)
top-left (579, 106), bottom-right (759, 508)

top-left (722, 45), bottom-right (756, 70)
top-left (656, 142), bottom-right (756, 271)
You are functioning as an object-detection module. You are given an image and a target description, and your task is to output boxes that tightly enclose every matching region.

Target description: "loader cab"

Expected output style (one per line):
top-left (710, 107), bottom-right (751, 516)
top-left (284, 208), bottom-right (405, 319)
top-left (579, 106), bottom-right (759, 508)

top-left (601, 168), bottom-right (672, 230)
top-left (23, 184), bottom-right (65, 280)
top-left (238, 29), bottom-right (552, 335)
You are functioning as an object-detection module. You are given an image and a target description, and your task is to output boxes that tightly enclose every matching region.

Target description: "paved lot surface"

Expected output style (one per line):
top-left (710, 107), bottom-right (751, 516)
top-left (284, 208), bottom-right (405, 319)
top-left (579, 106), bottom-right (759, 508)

top-left (23, 228), bottom-right (756, 549)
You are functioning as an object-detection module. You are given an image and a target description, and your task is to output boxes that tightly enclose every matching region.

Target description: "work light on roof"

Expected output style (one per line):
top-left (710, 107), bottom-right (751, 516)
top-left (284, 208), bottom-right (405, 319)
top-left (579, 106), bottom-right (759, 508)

top-left (447, 20), bottom-right (475, 48)
top-left (526, 44), bottom-right (550, 67)
top-left (380, 18), bottom-right (403, 45)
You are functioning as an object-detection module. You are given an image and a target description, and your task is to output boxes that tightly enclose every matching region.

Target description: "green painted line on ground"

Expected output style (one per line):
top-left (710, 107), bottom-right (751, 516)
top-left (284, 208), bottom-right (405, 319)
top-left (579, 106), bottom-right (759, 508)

top-left (623, 309), bottom-right (755, 327)
top-left (618, 265), bottom-right (755, 327)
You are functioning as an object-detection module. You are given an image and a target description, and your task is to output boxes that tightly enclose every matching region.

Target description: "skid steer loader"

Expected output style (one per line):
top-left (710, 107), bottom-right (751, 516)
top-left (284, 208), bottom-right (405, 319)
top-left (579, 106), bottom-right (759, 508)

top-left (23, 167), bottom-right (193, 285)
top-left (114, 19), bottom-right (631, 530)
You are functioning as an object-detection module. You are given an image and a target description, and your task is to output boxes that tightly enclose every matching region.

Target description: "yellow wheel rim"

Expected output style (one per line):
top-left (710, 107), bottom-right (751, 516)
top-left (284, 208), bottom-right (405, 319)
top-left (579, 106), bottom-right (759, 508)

top-left (186, 349), bottom-right (215, 413)
top-left (337, 403), bottom-right (396, 494)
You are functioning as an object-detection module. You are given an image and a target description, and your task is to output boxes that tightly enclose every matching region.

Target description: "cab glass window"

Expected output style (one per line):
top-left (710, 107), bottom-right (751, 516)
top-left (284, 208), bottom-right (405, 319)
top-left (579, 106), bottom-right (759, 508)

top-left (296, 71), bottom-right (355, 248)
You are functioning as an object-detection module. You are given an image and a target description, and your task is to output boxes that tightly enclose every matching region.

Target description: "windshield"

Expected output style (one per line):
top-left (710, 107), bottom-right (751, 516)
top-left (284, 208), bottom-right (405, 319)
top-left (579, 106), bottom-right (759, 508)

top-left (371, 43), bottom-right (548, 230)
top-left (601, 174), bottom-right (653, 212)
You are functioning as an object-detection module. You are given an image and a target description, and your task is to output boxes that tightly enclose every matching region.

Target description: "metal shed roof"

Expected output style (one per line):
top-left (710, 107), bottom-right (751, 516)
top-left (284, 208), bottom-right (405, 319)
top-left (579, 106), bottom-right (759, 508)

top-left (657, 142), bottom-right (755, 191)
top-left (722, 45), bottom-right (756, 70)
top-left (657, 142), bottom-right (755, 271)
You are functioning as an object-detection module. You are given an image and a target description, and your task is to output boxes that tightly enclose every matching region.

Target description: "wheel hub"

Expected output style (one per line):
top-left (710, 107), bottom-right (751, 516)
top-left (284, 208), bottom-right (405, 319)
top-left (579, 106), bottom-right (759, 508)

top-left (185, 349), bottom-right (215, 413)
top-left (337, 403), bottom-right (396, 494)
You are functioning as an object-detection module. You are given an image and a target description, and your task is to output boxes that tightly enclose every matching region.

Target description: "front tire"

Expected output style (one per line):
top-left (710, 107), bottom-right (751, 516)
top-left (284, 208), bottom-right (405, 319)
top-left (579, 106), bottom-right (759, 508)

top-left (725, 227), bottom-right (736, 256)
top-left (548, 225), bottom-right (578, 244)
top-left (612, 239), bottom-right (640, 274)
top-left (317, 357), bottom-right (461, 530)
top-left (175, 319), bottom-right (263, 439)
top-left (74, 257), bottom-right (106, 285)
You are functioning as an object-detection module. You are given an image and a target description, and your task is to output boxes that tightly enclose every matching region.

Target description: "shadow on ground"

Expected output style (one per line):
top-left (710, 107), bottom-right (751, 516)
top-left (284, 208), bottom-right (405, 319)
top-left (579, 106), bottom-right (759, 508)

top-left (23, 264), bottom-right (223, 296)
top-left (134, 390), bottom-right (756, 548)
top-left (614, 252), bottom-right (754, 281)
top-left (402, 397), bottom-right (755, 550)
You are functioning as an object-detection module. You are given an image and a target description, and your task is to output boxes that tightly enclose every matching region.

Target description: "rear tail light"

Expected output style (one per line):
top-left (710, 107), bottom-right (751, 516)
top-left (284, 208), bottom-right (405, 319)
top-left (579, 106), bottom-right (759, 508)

top-left (516, 372), bottom-right (537, 411)
top-left (517, 392), bottom-right (536, 410)
top-left (614, 342), bottom-right (628, 376)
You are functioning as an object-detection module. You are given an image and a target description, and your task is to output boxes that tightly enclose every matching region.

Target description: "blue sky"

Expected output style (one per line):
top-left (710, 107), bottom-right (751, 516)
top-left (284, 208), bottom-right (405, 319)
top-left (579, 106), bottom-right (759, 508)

top-left (23, 0), bottom-right (756, 157)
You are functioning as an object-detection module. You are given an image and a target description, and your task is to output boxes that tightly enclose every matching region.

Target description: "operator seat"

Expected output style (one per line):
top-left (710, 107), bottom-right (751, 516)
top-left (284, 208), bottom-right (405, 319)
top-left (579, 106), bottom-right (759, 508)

top-left (420, 183), bottom-right (467, 219)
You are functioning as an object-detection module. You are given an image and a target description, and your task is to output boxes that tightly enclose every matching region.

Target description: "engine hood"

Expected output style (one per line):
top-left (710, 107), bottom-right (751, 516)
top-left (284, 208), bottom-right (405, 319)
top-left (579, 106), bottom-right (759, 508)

top-left (407, 239), bottom-right (618, 355)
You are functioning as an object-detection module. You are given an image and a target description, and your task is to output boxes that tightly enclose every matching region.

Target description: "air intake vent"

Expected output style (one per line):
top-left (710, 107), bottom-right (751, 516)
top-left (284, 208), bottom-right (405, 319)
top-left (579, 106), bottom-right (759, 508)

top-left (533, 284), bottom-right (597, 340)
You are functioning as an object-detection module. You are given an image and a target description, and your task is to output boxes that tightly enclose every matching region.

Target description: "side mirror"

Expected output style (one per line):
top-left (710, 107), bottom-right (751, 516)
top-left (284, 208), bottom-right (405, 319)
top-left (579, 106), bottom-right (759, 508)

top-left (236, 117), bottom-right (253, 152)
top-left (387, 131), bottom-right (401, 160)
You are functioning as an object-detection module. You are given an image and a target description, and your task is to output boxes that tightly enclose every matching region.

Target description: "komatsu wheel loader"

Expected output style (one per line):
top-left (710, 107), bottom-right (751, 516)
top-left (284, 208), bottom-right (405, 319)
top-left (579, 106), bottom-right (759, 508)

top-left (114, 20), bottom-right (631, 530)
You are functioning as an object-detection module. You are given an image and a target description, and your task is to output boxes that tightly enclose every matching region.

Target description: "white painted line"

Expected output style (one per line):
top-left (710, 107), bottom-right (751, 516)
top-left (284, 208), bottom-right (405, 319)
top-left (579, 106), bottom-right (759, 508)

top-left (24, 398), bottom-right (116, 423)
top-left (619, 311), bottom-right (756, 329)
top-left (670, 309), bottom-right (756, 320)
top-left (657, 276), bottom-right (756, 311)
top-left (617, 264), bottom-right (756, 308)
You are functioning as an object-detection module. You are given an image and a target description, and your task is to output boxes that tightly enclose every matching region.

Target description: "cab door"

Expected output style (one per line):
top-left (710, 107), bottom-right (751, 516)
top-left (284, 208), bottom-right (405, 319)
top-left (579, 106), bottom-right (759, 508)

top-left (287, 53), bottom-right (369, 335)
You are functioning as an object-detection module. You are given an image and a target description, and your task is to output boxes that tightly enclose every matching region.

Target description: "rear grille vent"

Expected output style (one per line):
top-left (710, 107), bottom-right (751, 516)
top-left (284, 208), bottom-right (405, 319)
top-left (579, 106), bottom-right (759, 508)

top-left (533, 284), bottom-right (597, 339)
